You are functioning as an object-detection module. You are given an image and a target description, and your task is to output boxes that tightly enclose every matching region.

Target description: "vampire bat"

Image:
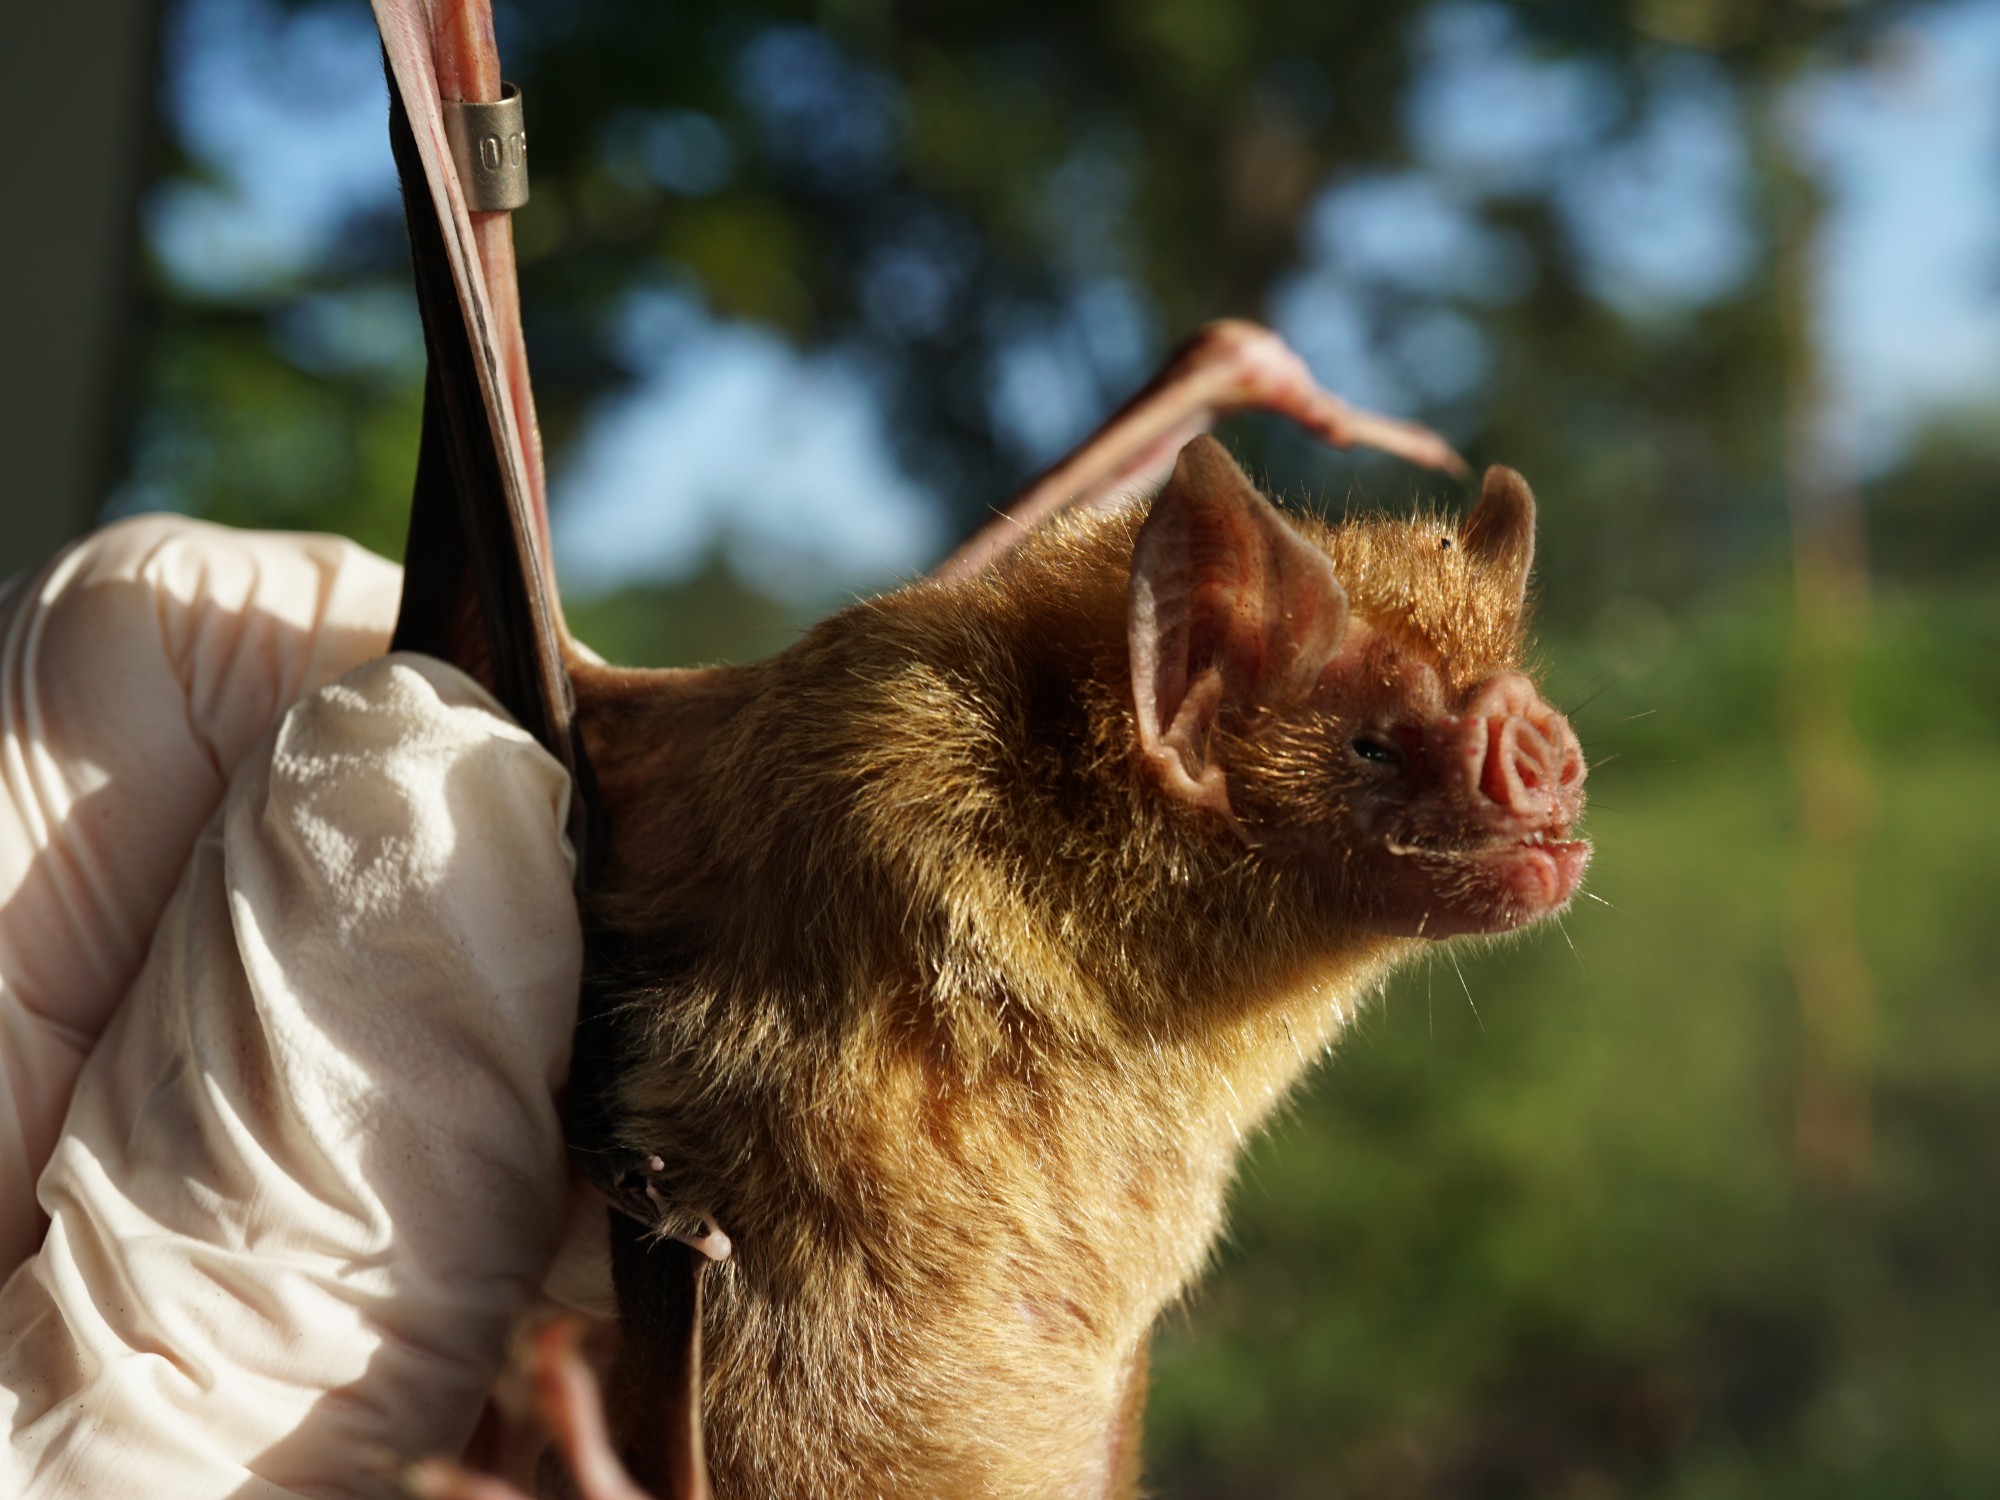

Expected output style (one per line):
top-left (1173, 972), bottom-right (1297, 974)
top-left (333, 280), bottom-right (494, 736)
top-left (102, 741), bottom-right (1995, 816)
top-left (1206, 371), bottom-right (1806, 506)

top-left (372, 6), bottom-right (1588, 1498)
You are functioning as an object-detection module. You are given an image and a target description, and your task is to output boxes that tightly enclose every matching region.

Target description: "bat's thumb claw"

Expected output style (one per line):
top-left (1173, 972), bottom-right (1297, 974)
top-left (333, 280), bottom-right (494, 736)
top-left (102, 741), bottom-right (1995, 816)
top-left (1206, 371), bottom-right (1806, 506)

top-left (671, 1215), bottom-right (733, 1263)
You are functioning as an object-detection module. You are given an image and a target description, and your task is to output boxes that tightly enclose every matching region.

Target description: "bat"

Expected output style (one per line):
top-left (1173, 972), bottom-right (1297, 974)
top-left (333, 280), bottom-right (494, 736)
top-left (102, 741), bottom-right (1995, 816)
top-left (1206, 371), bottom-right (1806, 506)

top-left (370, 6), bottom-right (1588, 1497)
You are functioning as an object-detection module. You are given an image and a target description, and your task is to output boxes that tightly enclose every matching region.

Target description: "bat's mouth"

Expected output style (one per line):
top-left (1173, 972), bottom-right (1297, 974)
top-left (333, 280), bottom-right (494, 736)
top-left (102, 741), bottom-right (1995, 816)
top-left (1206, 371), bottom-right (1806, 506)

top-left (1473, 831), bottom-right (1592, 926)
top-left (1375, 826), bottom-right (1591, 937)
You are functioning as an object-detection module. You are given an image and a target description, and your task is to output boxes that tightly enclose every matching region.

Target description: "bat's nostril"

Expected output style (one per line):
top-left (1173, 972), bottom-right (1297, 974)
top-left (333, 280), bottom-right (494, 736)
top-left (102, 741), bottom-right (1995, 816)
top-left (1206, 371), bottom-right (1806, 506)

top-left (1479, 719), bottom-right (1518, 806)
top-left (1478, 716), bottom-right (1566, 814)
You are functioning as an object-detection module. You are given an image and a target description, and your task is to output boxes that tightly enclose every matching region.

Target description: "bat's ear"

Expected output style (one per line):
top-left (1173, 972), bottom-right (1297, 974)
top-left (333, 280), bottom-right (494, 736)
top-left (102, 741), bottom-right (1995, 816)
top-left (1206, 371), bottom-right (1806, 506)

top-left (1128, 435), bottom-right (1349, 819)
top-left (1461, 465), bottom-right (1536, 613)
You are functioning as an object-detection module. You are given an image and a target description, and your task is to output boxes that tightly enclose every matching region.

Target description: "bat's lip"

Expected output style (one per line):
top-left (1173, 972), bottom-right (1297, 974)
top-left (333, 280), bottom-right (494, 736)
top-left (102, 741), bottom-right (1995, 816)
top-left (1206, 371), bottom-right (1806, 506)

top-left (1470, 833), bottom-right (1592, 926)
top-left (1378, 827), bottom-right (1591, 935)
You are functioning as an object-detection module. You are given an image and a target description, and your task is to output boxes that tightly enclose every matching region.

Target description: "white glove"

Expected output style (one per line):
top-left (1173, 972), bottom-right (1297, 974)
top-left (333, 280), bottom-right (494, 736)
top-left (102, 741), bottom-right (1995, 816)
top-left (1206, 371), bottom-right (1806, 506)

top-left (0, 517), bottom-right (595, 1497)
top-left (0, 515), bottom-right (402, 1269)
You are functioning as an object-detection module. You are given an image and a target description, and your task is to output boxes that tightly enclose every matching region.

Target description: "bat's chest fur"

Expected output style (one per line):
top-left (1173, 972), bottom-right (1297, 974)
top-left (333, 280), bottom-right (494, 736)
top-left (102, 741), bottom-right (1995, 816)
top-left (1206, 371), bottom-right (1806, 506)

top-left (585, 636), bottom-right (1382, 1495)
top-left (609, 931), bottom-right (1286, 1499)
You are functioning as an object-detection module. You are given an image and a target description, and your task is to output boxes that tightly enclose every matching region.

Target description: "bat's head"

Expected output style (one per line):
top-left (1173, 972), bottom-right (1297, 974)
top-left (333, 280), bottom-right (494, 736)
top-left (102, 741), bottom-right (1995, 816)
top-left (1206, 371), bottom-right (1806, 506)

top-left (1127, 435), bottom-right (1588, 939)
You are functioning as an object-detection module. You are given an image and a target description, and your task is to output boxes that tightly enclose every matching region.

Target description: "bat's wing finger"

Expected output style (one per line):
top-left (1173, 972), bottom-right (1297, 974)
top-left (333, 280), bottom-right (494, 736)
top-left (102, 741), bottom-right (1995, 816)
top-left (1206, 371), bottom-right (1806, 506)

top-left (934, 319), bottom-right (1467, 582)
top-left (1288, 388), bottom-right (1470, 478)
top-left (374, 0), bottom-right (585, 863)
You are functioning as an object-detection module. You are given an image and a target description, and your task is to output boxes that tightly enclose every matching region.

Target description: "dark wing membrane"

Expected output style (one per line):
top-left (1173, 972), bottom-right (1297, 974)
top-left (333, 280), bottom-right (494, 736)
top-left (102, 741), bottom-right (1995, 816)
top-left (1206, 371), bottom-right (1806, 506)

top-left (376, 16), bottom-right (592, 871)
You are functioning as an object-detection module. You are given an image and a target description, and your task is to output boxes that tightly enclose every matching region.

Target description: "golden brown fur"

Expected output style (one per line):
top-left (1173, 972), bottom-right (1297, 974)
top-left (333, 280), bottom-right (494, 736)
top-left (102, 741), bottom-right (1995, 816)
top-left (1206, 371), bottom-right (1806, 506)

top-left (567, 455), bottom-right (1565, 1498)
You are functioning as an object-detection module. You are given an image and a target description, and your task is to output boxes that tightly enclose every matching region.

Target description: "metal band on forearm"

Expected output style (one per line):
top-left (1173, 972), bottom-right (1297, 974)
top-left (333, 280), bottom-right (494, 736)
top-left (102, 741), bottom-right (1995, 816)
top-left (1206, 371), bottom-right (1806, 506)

top-left (442, 83), bottom-right (529, 211)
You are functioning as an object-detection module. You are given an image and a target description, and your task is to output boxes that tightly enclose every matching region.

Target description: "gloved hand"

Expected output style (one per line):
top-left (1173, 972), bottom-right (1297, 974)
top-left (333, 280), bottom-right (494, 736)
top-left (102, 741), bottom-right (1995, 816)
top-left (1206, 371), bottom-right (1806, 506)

top-left (0, 516), bottom-right (595, 1497)
top-left (0, 514), bottom-right (402, 1266)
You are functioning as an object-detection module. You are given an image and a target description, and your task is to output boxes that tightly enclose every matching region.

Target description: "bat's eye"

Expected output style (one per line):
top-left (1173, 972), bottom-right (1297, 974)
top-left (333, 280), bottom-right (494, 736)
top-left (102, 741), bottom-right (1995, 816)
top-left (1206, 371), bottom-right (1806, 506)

top-left (1351, 735), bottom-right (1403, 770)
top-left (1439, 535), bottom-right (1454, 551)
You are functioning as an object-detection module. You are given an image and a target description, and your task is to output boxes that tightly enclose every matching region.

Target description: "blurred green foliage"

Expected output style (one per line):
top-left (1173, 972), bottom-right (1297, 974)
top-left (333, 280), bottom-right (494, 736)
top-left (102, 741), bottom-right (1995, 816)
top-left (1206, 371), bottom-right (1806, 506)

top-left (116, 0), bottom-right (2000, 1491)
top-left (564, 551), bottom-right (818, 668)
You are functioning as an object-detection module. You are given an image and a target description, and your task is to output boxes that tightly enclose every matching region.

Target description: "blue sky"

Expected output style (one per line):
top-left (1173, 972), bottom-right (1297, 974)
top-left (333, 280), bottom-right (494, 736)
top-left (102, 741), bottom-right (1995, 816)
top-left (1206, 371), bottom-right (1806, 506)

top-left (148, 0), bottom-right (2000, 596)
top-left (1794, 3), bottom-right (2000, 470)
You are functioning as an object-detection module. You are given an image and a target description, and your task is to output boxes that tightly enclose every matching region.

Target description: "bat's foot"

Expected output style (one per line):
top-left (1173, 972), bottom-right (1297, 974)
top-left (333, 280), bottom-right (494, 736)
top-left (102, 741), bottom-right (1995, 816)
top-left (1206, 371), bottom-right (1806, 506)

top-left (407, 1320), bottom-right (652, 1500)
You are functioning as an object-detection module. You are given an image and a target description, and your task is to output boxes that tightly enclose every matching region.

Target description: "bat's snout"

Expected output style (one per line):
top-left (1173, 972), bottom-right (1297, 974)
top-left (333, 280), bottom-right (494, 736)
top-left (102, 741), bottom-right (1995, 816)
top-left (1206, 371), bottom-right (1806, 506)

top-left (1450, 673), bottom-right (1586, 836)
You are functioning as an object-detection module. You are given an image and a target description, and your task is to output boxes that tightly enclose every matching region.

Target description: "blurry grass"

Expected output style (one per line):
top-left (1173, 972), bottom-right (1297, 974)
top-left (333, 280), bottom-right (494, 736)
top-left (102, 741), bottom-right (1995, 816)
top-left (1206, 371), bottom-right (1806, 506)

top-left (1146, 577), bottom-right (2000, 1499)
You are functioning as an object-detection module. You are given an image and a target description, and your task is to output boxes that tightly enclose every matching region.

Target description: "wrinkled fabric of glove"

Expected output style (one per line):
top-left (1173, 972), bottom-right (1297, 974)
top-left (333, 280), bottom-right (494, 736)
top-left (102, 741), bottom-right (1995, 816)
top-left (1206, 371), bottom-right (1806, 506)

top-left (0, 516), bottom-right (596, 1496)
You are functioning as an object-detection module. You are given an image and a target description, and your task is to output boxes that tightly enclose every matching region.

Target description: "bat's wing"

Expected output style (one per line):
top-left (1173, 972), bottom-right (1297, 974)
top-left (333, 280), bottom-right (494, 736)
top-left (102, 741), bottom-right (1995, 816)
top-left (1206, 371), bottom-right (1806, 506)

top-left (372, 7), bottom-right (723, 1497)
top-left (374, 0), bottom-right (591, 866)
top-left (934, 318), bottom-right (1469, 582)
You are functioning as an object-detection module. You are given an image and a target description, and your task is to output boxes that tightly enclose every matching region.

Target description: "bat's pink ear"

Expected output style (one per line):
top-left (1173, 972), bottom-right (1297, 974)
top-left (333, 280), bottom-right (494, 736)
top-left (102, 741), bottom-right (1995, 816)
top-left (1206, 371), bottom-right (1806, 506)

top-left (1128, 436), bottom-right (1349, 818)
top-left (1461, 465), bottom-right (1536, 613)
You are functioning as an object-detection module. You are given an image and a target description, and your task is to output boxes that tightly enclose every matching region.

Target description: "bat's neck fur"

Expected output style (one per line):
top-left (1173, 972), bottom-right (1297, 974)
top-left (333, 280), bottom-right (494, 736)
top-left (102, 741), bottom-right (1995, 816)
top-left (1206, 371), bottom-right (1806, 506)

top-left (572, 509), bottom-right (1411, 1499)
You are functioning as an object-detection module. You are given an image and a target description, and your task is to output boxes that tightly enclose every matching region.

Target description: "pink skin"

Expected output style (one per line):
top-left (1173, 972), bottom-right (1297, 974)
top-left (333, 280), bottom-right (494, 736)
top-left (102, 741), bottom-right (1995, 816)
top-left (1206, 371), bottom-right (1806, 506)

top-left (1310, 640), bottom-right (1589, 940)
top-left (1415, 671), bottom-right (1590, 933)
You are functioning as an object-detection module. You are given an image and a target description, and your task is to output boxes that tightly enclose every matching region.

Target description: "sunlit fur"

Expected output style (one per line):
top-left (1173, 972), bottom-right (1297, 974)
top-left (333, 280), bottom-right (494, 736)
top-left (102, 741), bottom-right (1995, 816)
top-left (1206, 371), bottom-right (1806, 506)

top-left (568, 475), bottom-right (1556, 1499)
